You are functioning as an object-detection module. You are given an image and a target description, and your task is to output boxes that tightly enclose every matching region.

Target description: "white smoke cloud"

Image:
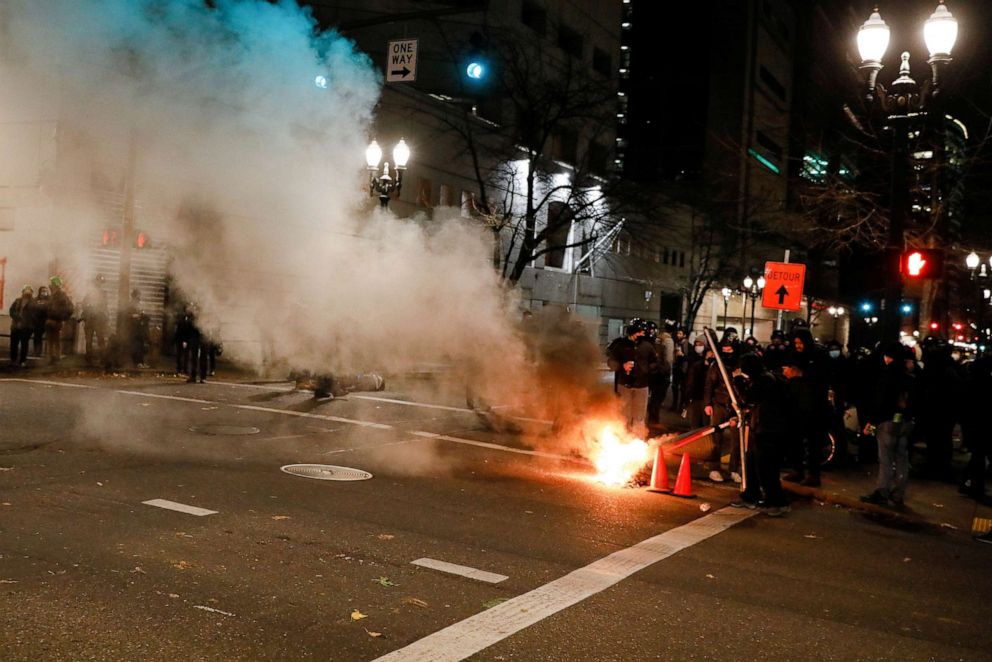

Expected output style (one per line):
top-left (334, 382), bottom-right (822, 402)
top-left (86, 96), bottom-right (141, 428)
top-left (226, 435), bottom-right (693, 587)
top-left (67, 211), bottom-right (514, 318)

top-left (1, 0), bottom-right (528, 389)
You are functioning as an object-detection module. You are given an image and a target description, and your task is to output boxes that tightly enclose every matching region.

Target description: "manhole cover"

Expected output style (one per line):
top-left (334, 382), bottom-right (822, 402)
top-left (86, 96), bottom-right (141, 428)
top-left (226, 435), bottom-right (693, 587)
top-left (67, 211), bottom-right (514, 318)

top-left (280, 464), bottom-right (373, 481)
top-left (189, 425), bottom-right (261, 436)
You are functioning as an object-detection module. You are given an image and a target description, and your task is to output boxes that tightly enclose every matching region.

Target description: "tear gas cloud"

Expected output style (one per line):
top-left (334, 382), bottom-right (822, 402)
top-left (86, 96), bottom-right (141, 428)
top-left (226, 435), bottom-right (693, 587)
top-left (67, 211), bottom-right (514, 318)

top-left (0, 0), bottom-right (534, 396)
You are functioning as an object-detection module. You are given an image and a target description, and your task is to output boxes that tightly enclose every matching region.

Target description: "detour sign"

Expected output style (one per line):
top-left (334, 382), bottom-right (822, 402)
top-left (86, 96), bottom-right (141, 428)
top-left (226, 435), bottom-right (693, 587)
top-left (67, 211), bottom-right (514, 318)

top-left (761, 261), bottom-right (806, 311)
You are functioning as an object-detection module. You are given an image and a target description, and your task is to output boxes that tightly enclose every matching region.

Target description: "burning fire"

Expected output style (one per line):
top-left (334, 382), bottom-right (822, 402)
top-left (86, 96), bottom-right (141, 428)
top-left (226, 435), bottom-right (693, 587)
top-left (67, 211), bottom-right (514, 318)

top-left (590, 424), bottom-right (650, 486)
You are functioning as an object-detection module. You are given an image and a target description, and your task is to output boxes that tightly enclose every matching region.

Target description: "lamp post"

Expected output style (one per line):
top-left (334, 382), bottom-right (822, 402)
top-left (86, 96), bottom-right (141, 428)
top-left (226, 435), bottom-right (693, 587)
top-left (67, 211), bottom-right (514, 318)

top-left (721, 287), bottom-right (732, 331)
top-left (855, 1), bottom-right (958, 342)
top-left (741, 275), bottom-right (765, 338)
top-left (366, 138), bottom-right (411, 208)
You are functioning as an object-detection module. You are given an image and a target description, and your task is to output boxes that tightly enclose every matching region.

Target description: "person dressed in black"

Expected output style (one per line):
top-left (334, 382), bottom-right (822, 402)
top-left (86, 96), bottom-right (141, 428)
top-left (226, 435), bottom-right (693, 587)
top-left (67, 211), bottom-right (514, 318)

top-left (125, 289), bottom-right (150, 368)
top-left (8, 286), bottom-right (34, 366)
top-left (80, 275), bottom-right (110, 364)
top-left (29, 285), bottom-right (50, 357)
top-left (183, 305), bottom-right (207, 384)
top-left (645, 321), bottom-right (672, 427)
top-left (960, 353), bottom-right (992, 505)
top-left (783, 329), bottom-right (829, 486)
top-left (670, 327), bottom-right (690, 412)
top-left (917, 340), bottom-right (963, 481)
top-left (703, 338), bottom-right (741, 483)
top-left (763, 330), bottom-right (789, 373)
top-left (731, 352), bottom-right (790, 516)
top-left (684, 337), bottom-right (711, 428)
top-left (174, 305), bottom-right (195, 376)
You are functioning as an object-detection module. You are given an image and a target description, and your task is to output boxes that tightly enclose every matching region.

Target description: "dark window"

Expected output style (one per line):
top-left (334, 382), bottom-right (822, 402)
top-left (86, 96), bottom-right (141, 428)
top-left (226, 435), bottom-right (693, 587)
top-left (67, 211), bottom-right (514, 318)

top-left (593, 47), bottom-right (612, 77)
top-left (759, 65), bottom-right (786, 101)
top-left (521, 1), bottom-right (547, 36)
top-left (555, 127), bottom-right (578, 164)
top-left (558, 23), bottom-right (583, 59)
top-left (662, 248), bottom-right (670, 265)
top-left (587, 141), bottom-right (609, 176)
top-left (544, 202), bottom-right (573, 269)
top-left (679, 251), bottom-right (686, 268)
top-left (755, 131), bottom-right (783, 160)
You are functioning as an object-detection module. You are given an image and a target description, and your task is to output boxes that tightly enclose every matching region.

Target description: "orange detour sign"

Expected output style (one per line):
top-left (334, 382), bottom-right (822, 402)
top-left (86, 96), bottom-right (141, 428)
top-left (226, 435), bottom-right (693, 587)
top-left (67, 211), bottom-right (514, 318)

top-left (762, 262), bottom-right (806, 311)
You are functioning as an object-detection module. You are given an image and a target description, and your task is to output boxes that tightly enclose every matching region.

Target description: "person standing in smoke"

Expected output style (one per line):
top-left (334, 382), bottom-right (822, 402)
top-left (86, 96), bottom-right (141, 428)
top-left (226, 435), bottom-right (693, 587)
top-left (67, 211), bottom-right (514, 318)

top-left (174, 305), bottom-right (195, 376)
top-left (8, 286), bottom-right (34, 367)
top-left (125, 289), bottom-right (150, 368)
top-left (80, 275), bottom-right (110, 363)
top-left (704, 338), bottom-right (741, 483)
top-left (606, 319), bottom-right (658, 438)
top-left (184, 304), bottom-right (208, 384)
top-left (45, 276), bottom-right (74, 363)
top-left (28, 285), bottom-right (50, 357)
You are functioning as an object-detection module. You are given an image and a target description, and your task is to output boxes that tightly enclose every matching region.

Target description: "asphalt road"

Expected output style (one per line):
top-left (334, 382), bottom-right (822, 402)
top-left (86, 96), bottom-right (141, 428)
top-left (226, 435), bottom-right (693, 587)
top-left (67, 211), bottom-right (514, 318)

top-left (1, 375), bottom-right (990, 661)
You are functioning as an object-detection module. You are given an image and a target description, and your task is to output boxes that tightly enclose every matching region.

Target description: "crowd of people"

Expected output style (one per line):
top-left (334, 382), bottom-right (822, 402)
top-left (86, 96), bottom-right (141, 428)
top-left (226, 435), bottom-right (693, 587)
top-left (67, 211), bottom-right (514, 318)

top-left (607, 318), bottom-right (992, 519)
top-left (7, 275), bottom-right (219, 380)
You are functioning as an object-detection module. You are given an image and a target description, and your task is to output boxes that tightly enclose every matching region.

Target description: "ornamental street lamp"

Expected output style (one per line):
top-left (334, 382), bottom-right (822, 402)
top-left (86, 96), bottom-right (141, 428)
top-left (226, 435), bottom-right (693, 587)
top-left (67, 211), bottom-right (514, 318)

top-left (721, 287), bottom-right (732, 331)
top-left (855, 1), bottom-right (958, 342)
top-left (742, 275), bottom-right (765, 338)
top-left (366, 138), bottom-right (411, 208)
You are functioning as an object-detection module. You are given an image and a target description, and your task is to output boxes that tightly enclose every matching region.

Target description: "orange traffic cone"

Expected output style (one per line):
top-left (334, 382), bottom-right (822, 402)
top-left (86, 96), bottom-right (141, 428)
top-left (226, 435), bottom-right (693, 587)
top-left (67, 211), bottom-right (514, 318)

top-left (647, 445), bottom-right (671, 493)
top-left (673, 453), bottom-right (696, 498)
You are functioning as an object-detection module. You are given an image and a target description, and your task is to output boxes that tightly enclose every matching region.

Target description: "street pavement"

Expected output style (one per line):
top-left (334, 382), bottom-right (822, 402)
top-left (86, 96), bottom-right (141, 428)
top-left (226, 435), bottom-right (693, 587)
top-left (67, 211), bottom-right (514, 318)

top-left (1, 372), bottom-right (991, 661)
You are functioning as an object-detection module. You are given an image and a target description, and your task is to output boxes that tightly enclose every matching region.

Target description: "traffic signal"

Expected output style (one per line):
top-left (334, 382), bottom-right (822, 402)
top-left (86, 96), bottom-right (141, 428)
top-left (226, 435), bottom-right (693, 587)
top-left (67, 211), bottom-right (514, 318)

top-left (901, 249), bottom-right (943, 279)
top-left (135, 231), bottom-right (149, 249)
top-left (463, 32), bottom-right (490, 85)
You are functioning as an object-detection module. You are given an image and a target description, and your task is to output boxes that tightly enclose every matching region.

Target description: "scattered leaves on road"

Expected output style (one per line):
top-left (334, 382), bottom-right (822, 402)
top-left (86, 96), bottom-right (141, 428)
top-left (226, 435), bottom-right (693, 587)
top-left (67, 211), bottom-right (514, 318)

top-left (404, 597), bottom-right (429, 608)
top-left (172, 560), bottom-right (191, 570)
top-left (940, 522), bottom-right (958, 530)
top-left (0, 467), bottom-right (13, 472)
top-left (705, 574), bottom-right (716, 579)
top-left (351, 610), bottom-right (368, 621)
top-left (201, 406), bottom-right (219, 411)
top-left (132, 567), bottom-right (146, 574)
top-left (168, 593), bottom-right (180, 599)
top-left (804, 534), bottom-right (818, 539)
top-left (364, 628), bottom-right (383, 638)
top-left (377, 534), bottom-right (395, 540)
top-left (373, 576), bottom-right (398, 588)
top-left (175, 532), bottom-right (193, 539)
top-left (271, 515), bottom-right (291, 521)
top-left (699, 503), bottom-right (712, 512)
top-left (96, 482), bottom-right (104, 487)
top-left (903, 557), bottom-right (912, 563)
top-left (482, 598), bottom-right (508, 610)
top-left (0, 579), bottom-right (18, 584)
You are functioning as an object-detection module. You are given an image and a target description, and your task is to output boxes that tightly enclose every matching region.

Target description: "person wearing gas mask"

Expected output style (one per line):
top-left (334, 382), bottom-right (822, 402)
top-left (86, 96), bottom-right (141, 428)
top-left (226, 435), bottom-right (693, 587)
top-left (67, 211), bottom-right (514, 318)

top-left (703, 337), bottom-right (741, 482)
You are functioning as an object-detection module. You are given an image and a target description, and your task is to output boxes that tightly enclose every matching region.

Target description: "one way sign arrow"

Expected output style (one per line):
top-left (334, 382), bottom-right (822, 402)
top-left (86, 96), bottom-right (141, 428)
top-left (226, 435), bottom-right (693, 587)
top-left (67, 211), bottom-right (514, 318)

top-left (775, 285), bottom-right (789, 305)
top-left (390, 66), bottom-right (411, 78)
top-left (387, 39), bottom-right (418, 83)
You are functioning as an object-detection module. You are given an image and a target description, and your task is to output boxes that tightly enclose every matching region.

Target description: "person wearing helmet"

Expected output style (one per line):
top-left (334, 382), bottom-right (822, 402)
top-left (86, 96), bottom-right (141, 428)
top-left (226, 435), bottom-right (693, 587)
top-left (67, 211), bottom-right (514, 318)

top-left (606, 318), bottom-right (658, 437)
top-left (8, 286), bottom-right (34, 366)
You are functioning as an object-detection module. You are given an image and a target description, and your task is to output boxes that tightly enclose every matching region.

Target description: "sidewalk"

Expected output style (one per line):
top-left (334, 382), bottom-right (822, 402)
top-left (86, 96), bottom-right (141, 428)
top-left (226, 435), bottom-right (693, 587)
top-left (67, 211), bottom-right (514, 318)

top-left (648, 399), bottom-right (990, 538)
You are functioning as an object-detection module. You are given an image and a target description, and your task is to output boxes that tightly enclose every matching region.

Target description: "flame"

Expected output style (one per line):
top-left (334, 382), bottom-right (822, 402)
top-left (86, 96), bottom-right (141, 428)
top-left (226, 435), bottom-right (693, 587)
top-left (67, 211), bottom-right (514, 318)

top-left (590, 424), bottom-right (650, 486)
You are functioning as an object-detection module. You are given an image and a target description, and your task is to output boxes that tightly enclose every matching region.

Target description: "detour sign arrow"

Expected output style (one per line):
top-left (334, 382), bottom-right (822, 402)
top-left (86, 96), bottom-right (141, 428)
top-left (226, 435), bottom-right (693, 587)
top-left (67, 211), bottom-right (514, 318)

top-left (761, 262), bottom-right (806, 311)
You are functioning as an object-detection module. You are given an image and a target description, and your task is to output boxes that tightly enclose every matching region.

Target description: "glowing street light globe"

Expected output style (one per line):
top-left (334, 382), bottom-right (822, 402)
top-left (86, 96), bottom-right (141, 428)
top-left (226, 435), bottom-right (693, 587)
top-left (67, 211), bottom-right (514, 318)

top-left (757, 276), bottom-right (766, 290)
top-left (857, 9), bottom-right (890, 64)
top-left (966, 251), bottom-right (980, 269)
top-left (392, 138), bottom-right (410, 169)
top-left (365, 140), bottom-right (382, 169)
top-left (924, 1), bottom-right (958, 58)
top-left (743, 276), bottom-right (754, 290)
top-left (466, 61), bottom-right (485, 80)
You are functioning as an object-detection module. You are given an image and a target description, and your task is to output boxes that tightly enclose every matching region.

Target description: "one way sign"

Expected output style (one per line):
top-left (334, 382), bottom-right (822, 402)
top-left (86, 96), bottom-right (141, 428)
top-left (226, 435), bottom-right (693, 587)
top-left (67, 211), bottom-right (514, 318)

top-left (761, 261), bottom-right (806, 311)
top-left (386, 39), bottom-right (418, 83)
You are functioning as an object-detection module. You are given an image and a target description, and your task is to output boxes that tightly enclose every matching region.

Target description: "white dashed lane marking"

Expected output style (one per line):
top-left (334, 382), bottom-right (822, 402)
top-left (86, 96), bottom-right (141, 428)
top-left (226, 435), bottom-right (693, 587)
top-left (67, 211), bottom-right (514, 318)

top-left (411, 558), bottom-right (508, 584)
top-left (142, 499), bottom-right (218, 517)
top-left (375, 508), bottom-right (756, 662)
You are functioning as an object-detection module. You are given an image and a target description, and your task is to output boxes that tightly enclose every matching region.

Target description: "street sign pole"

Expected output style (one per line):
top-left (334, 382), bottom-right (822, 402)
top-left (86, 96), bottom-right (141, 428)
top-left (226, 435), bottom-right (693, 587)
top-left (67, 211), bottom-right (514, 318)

top-left (776, 250), bottom-right (789, 331)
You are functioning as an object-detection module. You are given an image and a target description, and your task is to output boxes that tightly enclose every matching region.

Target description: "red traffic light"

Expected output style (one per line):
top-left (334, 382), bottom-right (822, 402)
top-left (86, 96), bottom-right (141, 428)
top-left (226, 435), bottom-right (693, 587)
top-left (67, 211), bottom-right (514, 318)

top-left (953, 322), bottom-right (964, 331)
top-left (929, 321), bottom-right (940, 330)
top-left (901, 249), bottom-right (943, 279)
top-left (135, 231), bottom-right (148, 249)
